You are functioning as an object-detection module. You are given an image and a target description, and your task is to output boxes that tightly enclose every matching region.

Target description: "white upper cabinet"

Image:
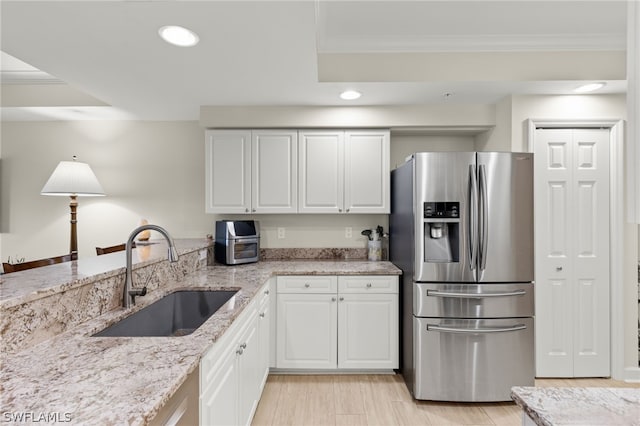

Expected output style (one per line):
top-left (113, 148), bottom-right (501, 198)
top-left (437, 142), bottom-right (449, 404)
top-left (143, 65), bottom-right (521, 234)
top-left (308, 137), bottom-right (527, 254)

top-left (206, 130), bottom-right (251, 214)
top-left (207, 128), bottom-right (389, 214)
top-left (299, 129), bottom-right (390, 214)
top-left (298, 130), bottom-right (344, 213)
top-left (206, 129), bottom-right (298, 213)
top-left (251, 130), bottom-right (298, 213)
top-left (344, 130), bottom-right (390, 214)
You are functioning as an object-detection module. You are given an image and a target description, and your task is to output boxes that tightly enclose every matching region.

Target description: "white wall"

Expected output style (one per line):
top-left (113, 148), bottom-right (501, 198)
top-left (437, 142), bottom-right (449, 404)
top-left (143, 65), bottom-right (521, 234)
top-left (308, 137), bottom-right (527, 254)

top-left (390, 134), bottom-right (476, 169)
top-left (1, 121), bottom-right (209, 261)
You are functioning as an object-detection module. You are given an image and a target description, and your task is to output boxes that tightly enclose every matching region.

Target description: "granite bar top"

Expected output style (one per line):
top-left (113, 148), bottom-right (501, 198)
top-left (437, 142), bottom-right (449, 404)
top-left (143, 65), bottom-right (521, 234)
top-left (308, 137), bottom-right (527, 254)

top-left (0, 239), bottom-right (211, 308)
top-left (511, 386), bottom-right (640, 426)
top-left (0, 259), bottom-right (400, 425)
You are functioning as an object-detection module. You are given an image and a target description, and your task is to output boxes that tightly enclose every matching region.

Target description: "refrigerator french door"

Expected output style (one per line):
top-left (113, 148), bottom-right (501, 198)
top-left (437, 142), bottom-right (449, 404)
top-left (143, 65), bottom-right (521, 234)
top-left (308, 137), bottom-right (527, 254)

top-left (415, 152), bottom-right (533, 283)
top-left (390, 152), bottom-right (535, 402)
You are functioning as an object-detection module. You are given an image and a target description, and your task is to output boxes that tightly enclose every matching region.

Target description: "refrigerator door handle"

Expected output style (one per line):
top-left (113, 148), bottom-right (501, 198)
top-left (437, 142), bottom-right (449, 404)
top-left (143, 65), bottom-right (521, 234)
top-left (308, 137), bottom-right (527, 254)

top-left (426, 289), bottom-right (527, 298)
top-left (427, 324), bottom-right (527, 334)
top-left (479, 164), bottom-right (488, 271)
top-left (468, 165), bottom-right (478, 278)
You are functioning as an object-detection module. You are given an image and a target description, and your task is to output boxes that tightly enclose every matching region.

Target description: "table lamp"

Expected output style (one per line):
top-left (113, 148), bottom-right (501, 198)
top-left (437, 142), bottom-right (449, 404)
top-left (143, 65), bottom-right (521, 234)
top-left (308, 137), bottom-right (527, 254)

top-left (41, 156), bottom-right (105, 259)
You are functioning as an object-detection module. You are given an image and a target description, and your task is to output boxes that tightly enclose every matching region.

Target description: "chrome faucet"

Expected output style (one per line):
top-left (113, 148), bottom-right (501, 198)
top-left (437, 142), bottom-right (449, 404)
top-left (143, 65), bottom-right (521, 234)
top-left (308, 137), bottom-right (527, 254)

top-left (123, 224), bottom-right (179, 309)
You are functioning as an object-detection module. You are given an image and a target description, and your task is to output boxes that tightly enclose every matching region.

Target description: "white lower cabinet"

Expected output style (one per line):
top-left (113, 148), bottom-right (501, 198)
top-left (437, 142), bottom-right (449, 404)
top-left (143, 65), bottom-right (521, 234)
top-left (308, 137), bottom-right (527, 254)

top-left (200, 282), bottom-right (270, 426)
top-left (276, 275), bottom-right (398, 370)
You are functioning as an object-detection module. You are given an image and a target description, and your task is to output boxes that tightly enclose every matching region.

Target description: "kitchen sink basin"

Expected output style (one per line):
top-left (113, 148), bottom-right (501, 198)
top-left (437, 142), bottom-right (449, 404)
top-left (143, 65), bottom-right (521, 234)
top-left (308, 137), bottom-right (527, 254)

top-left (93, 290), bottom-right (238, 337)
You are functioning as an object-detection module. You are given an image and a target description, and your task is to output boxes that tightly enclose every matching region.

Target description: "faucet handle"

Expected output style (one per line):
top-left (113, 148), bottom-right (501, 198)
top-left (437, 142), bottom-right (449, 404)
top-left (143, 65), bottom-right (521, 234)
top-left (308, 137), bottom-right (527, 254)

top-left (128, 286), bottom-right (148, 306)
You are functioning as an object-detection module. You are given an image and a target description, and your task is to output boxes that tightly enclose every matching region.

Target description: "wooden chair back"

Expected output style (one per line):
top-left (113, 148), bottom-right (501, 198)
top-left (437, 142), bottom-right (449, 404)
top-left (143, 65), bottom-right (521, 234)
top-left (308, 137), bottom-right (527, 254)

top-left (96, 242), bottom-right (135, 256)
top-left (2, 253), bottom-right (74, 273)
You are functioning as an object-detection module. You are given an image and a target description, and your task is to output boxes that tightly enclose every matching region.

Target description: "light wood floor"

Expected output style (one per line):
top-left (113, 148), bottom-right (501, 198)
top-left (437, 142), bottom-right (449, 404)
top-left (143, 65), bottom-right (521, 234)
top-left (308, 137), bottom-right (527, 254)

top-left (252, 374), bottom-right (639, 426)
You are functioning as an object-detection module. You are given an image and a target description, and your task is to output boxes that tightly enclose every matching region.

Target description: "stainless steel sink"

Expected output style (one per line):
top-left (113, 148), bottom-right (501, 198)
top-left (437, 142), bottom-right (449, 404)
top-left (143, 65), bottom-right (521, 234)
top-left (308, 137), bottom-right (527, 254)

top-left (93, 290), bottom-right (238, 337)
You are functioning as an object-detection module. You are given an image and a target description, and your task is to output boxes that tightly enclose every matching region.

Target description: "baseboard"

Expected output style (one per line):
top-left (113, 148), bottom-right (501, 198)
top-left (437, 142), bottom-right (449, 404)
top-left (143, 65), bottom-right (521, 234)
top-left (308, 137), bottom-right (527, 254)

top-left (623, 366), bottom-right (640, 383)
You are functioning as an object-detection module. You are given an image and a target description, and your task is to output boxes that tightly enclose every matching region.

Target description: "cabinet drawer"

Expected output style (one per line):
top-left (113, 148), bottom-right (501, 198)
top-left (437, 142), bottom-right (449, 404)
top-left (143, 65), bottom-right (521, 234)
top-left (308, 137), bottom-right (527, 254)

top-left (277, 276), bottom-right (337, 293)
top-left (338, 275), bottom-right (398, 294)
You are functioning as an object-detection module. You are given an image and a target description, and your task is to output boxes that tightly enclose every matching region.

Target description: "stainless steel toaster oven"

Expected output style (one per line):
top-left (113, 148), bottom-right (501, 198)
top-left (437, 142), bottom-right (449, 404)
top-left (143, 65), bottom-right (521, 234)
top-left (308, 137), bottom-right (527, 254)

top-left (214, 220), bottom-right (260, 265)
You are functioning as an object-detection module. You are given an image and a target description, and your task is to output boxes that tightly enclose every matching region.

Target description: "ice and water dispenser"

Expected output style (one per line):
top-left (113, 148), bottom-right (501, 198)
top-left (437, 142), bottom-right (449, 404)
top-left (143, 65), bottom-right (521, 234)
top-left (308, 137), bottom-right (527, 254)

top-left (423, 202), bottom-right (460, 263)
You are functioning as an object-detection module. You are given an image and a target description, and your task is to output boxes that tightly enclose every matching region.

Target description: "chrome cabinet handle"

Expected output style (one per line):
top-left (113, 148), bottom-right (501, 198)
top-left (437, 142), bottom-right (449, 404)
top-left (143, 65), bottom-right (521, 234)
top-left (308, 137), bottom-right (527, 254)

top-left (252, 209), bottom-right (256, 212)
top-left (339, 297), bottom-right (344, 301)
top-left (338, 209), bottom-right (342, 212)
top-left (366, 283), bottom-right (372, 288)
top-left (236, 348), bottom-right (244, 355)
top-left (259, 312), bottom-right (265, 318)
top-left (245, 208), bottom-right (249, 213)
top-left (331, 297), bottom-right (336, 302)
top-left (346, 209), bottom-right (350, 213)
top-left (240, 342), bottom-right (247, 349)
top-left (264, 290), bottom-right (270, 295)
top-left (556, 266), bottom-right (563, 271)
top-left (304, 283), bottom-right (310, 288)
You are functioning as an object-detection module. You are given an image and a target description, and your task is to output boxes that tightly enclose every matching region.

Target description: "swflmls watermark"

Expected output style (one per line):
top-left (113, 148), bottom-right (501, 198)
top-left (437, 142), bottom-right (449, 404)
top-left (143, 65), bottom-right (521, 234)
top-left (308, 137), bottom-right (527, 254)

top-left (2, 412), bottom-right (72, 423)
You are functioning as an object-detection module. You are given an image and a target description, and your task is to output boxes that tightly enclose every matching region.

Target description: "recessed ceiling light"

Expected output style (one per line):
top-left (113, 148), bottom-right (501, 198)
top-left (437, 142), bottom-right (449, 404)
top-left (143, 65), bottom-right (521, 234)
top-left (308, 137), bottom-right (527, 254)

top-left (573, 82), bottom-right (606, 93)
top-left (158, 25), bottom-right (199, 47)
top-left (340, 90), bottom-right (361, 100)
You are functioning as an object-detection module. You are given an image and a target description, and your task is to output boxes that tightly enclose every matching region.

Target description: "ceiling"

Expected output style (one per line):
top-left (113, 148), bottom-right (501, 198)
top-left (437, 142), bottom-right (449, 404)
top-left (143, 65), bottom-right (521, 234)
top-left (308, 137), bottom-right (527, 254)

top-left (0, 0), bottom-right (629, 121)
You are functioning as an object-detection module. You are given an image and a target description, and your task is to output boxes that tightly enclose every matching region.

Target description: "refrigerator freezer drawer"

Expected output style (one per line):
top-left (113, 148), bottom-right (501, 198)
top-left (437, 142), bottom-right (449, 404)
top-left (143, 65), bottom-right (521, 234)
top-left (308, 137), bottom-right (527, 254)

top-left (413, 317), bottom-right (534, 402)
top-left (414, 282), bottom-right (534, 318)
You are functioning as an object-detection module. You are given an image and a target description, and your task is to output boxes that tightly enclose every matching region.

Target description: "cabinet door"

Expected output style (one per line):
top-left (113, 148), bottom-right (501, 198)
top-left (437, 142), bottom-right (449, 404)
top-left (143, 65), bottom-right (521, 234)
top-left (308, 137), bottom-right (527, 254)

top-left (200, 343), bottom-right (238, 426)
top-left (257, 288), bottom-right (271, 390)
top-left (276, 293), bottom-right (337, 369)
top-left (205, 130), bottom-right (251, 213)
top-left (337, 293), bottom-right (399, 369)
top-left (237, 314), bottom-right (260, 426)
top-left (252, 130), bottom-right (298, 213)
top-left (344, 130), bottom-right (390, 213)
top-left (298, 130), bottom-right (344, 213)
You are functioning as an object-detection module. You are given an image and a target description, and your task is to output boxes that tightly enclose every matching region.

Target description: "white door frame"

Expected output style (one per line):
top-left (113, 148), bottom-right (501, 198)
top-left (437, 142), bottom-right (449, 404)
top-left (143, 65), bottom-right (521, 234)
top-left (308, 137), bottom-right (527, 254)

top-left (526, 118), bottom-right (629, 381)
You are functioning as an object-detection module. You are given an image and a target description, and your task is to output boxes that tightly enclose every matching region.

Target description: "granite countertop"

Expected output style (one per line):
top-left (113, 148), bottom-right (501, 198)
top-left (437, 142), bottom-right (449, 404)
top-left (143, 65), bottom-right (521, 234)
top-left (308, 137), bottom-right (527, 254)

top-left (0, 259), bottom-right (400, 425)
top-left (0, 239), bottom-right (210, 307)
top-left (511, 386), bottom-right (640, 426)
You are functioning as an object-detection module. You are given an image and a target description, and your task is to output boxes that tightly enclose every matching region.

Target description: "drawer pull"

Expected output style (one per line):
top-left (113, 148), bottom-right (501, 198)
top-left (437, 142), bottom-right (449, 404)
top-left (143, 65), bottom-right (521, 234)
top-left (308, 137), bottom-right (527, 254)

top-left (427, 324), bottom-right (527, 334)
top-left (240, 342), bottom-right (247, 349)
top-left (259, 312), bottom-right (265, 318)
top-left (339, 297), bottom-right (344, 301)
top-left (264, 290), bottom-right (270, 295)
top-left (366, 283), bottom-right (372, 288)
top-left (236, 348), bottom-right (244, 355)
top-left (426, 290), bottom-right (526, 298)
top-left (331, 297), bottom-right (336, 302)
top-left (304, 283), bottom-right (310, 288)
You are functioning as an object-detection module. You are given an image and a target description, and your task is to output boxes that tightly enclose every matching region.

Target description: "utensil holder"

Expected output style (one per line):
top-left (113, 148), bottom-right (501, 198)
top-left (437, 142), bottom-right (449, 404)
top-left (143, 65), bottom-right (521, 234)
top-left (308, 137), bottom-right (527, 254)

top-left (367, 240), bottom-right (382, 261)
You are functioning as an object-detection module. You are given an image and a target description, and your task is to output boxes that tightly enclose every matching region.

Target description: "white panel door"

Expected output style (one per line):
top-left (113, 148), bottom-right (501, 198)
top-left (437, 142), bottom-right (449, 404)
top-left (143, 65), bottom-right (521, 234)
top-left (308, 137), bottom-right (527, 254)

top-left (337, 293), bottom-right (399, 369)
top-left (298, 130), bottom-right (344, 213)
top-left (276, 293), bottom-right (337, 369)
top-left (534, 128), bottom-right (610, 377)
top-left (344, 130), bottom-right (390, 213)
top-left (571, 129), bottom-right (610, 377)
top-left (252, 130), bottom-right (298, 213)
top-left (205, 130), bottom-right (251, 213)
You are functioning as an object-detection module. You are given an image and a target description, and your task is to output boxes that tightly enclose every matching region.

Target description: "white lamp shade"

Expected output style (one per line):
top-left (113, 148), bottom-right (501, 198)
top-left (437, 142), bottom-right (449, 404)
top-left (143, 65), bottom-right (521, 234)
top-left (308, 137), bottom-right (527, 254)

top-left (41, 160), bottom-right (105, 196)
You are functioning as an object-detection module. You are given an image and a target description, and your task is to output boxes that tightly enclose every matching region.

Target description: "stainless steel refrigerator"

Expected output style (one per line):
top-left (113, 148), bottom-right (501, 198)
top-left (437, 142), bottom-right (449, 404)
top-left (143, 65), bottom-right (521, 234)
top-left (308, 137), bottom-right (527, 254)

top-left (390, 152), bottom-right (535, 402)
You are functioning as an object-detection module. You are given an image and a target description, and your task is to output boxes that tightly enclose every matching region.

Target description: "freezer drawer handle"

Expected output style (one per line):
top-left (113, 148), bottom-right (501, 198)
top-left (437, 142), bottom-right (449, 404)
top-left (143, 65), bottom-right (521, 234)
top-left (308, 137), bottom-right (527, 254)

top-left (426, 289), bottom-right (527, 298)
top-left (427, 324), bottom-right (527, 334)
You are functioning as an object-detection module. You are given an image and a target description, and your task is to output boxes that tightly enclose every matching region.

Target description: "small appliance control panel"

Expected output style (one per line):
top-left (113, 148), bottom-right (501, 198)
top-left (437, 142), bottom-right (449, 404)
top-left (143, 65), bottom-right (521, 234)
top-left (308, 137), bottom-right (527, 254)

top-left (423, 202), bottom-right (459, 218)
